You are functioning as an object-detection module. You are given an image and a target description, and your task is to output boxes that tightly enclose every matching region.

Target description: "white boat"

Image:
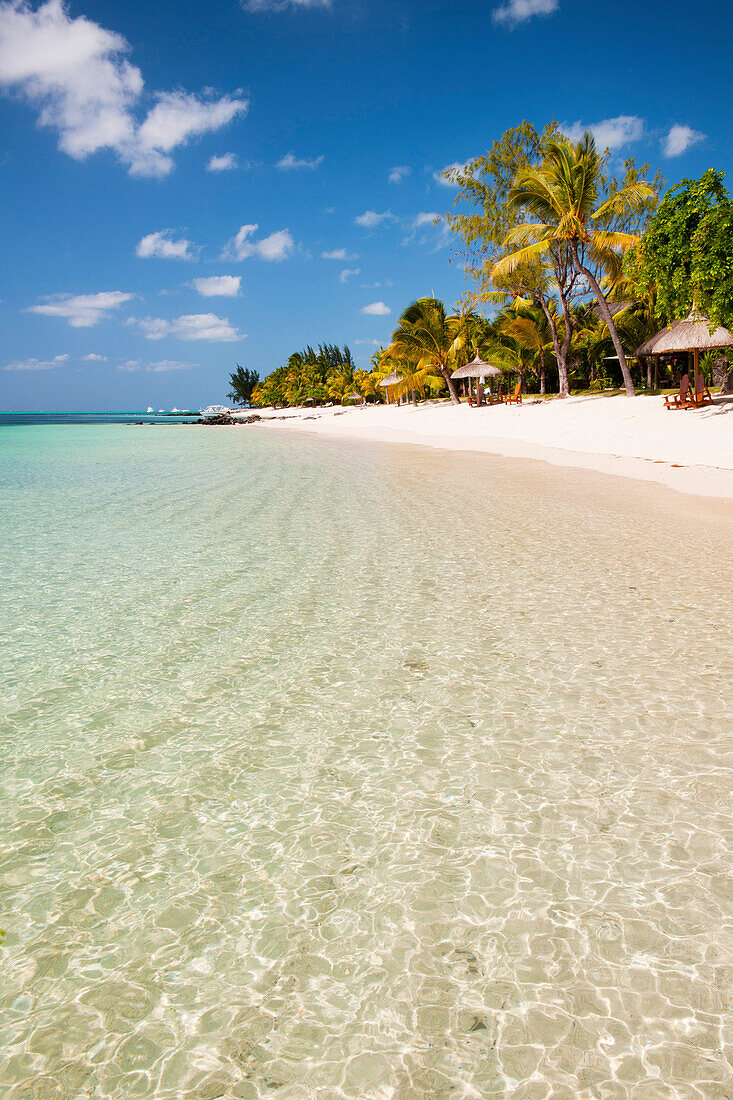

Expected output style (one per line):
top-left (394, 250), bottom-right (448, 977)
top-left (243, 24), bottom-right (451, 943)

top-left (146, 406), bottom-right (154, 413)
top-left (200, 405), bottom-right (232, 419)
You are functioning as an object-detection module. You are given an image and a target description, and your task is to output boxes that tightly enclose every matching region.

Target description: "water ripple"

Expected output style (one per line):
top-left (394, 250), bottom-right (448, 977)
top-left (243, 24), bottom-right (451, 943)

top-left (1, 425), bottom-right (733, 1097)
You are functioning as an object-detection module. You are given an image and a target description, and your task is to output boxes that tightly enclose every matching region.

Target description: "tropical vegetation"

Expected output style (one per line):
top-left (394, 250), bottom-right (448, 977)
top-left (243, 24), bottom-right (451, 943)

top-left (227, 365), bottom-right (260, 406)
top-left (251, 344), bottom-right (358, 408)
top-left (627, 169), bottom-right (733, 329)
top-left (246, 124), bottom-right (731, 407)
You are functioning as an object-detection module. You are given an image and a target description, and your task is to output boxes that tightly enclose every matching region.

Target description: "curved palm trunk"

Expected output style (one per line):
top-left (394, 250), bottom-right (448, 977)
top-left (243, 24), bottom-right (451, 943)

top-left (571, 244), bottom-right (635, 397)
top-left (539, 349), bottom-right (546, 396)
top-left (440, 364), bottom-right (461, 404)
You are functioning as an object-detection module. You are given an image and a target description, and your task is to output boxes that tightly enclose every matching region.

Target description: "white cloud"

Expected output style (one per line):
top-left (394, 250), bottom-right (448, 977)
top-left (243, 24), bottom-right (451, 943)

top-left (191, 275), bottom-right (241, 297)
top-left (241, 0), bottom-right (330, 11)
top-left (207, 152), bottom-right (237, 171)
top-left (433, 161), bottom-right (467, 187)
top-left (403, 212), bottom-right (450, 251)
top-left (2, 352), bottom-right (69, 371)
top-left (147, 359), bottom-right (197, 372)
top-left (563, 115), bottom-right (644, 150)
top-left (663, 124), bottom-right (705, 158)
top-left (388, 165), bottom-right (410, 184)
top-left (361, 301), bottom-right (390, 316)
top-left (493, 0), bottom-right (558, 26)
top-left (117, 359), bottom-right (140, 371)
top-left (276, 151), bottom-right (323, 170)
top-left (322, 248), bottom-right (356, 260)
top-left (256, 230), bottom-right (294, 261)
top-left (354, 210), bottom-right (393, 228)
top-left (224, 223), bottom-right (294, 261)
top-left (132, 313), bottom-right (244, 341)
top-left (27, 290), bottom-right (133, 327)
top-left (0, 1), bottom-right (247, 177)
top-left (132, 91), bottom-right (247, 177)
top-left (82, 352), bottom-right (106, 361)
top-left (339, 268), bottom-right (360, 283)
top-left (136, 230), bottom-right (196, 260)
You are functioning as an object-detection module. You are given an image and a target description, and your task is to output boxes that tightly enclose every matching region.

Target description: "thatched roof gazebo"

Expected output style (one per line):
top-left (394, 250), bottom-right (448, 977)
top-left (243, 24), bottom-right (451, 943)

top-left (451, 354), bottom-right (503, 381)
top-left (636, 308), bottom-right (733, 379)
top-left (378, 371), bottom-right (402, 386)
top-left (451, 353), bottom-right (503, 406)
top-left (378, 370), bottom-right (402, 404)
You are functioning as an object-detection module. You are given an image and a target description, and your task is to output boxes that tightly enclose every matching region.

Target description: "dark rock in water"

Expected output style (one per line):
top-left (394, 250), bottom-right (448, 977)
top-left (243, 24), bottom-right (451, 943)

top-left (198, 412), bottom-right (260, 425)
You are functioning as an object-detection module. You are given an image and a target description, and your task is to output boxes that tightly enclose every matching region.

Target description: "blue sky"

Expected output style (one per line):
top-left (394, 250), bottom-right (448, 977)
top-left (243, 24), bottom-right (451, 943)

top-left (0, 0), bottom-right (728, 410)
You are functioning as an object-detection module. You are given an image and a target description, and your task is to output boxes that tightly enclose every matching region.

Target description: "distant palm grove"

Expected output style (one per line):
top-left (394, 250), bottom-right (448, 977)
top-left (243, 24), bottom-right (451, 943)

top-left (244, 121), bottom-right (733, 408)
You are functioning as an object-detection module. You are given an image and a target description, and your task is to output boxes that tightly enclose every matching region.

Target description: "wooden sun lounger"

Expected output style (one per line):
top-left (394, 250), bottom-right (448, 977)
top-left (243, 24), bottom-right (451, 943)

top-left (687, 374), bottom-right (714, 408)
top-left (502, 382), bottom-right (522, 405)
top-left (663, 374), bottom-right (691, 409)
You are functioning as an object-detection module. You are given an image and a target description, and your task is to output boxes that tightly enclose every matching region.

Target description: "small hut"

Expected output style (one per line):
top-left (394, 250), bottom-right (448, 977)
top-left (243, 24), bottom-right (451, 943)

top-left (636, 308), bottom-right (733, 389)
top-left (451, 353), bottom-right (503, 406)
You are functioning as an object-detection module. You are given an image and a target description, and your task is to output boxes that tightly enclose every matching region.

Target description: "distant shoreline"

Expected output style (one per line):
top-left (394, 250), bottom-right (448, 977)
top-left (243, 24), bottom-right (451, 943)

top-left (236, 395), bottom-right (733, 503)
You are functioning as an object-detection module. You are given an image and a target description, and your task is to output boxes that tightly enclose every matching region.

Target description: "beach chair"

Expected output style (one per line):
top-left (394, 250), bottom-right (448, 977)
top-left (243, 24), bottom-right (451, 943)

top-left (502, 382), bottom-right (522, 405)
top-left (465, 392), bottom-right (475, 407)
top-left (687, 373), bottom-right (714, 408)
top-left (663, 373), bottom-right (691, 409)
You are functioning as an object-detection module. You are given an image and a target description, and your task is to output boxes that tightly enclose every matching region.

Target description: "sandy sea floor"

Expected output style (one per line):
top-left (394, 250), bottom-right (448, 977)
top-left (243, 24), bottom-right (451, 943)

top-left (2, 423), bottom-right (733, 1098)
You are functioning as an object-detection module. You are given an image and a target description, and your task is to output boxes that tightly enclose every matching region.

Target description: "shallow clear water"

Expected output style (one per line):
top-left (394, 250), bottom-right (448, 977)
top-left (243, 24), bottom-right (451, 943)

top-left (2, 424), bottom-right (733, 1099)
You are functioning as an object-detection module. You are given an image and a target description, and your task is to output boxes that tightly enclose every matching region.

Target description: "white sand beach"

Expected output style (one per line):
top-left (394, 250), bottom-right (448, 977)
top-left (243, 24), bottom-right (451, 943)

top-left (238, 394), bottom-right (733, 501)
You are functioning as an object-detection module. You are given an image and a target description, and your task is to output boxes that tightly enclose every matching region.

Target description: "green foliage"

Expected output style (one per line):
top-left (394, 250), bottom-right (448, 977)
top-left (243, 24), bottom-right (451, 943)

top-left (227, 364), bottom-right (260, 405)
top-left (627, 169), bottom-right (733, 328)
top-left (388, 297), bottom-right (469, 404)
top-left (444, 121), bottom-right (555, 260)
top-left (491, 133), bottom-right (658, 396)
top-left (252, 344), bottom-right (360, 407)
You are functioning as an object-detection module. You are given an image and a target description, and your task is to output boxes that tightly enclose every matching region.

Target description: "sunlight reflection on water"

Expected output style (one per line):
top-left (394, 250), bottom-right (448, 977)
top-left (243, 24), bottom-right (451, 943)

top-left (1, 424), bottom-right (733, 1098)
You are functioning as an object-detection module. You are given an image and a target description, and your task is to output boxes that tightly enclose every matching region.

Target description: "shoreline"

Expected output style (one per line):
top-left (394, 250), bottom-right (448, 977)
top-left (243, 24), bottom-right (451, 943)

top-left (235, 394), bottom-right (733, 503)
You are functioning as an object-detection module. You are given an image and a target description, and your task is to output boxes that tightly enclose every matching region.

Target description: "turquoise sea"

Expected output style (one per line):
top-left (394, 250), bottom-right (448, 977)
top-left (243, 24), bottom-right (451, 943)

top-left (0, 411), bottom-right (202, 426)
top-left (2, 421), bottom-right (733, 1098)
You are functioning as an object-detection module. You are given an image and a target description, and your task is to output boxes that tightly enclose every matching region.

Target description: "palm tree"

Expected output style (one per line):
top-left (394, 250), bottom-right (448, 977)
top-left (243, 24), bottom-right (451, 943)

top-left (389, 298), bottom-right (465, 405)
top-left (481, 325), bottom-right (533, 395)
top-left (486, 256), bottom-right (577, 397)
top-left (493, 134), bottom-right (656, 396)
top-left (497, 302), bottom-right (554, 394)
top-left (351, 369), bottom-right (377, 402)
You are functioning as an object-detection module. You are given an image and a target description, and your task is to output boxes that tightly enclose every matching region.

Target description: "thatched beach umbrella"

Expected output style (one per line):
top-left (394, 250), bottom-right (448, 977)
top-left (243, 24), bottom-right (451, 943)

top-left (378, 370), bottom-right (402, 404)
top-left (636, 308), bottom-right (733, 380)
top-left (451, 353), bottom-right (503, 405)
